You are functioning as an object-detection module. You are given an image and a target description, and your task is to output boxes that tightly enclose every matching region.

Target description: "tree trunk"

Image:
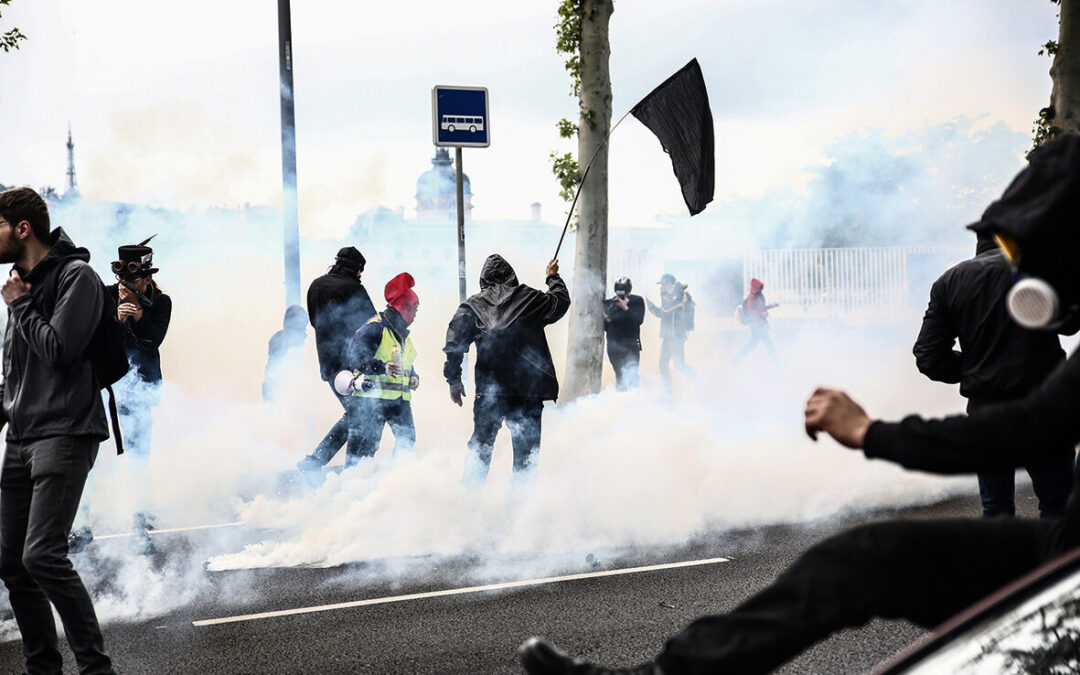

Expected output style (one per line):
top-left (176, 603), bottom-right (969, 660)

top-left (561, 0), bottom-right (613, 402)
top-left (1052, 0), bottom-right (1080, 134)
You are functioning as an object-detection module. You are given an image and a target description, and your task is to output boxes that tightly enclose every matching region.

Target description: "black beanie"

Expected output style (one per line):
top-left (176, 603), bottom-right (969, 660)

top-left (335, 246), bottom-right (366, 272)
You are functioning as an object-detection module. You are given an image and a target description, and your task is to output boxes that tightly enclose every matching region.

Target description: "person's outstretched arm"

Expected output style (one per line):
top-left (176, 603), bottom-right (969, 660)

top-left (804, 351), bottom-right (1080, 474)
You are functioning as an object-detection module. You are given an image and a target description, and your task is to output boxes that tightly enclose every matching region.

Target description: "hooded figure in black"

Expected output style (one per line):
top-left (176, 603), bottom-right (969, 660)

top-left (519, 133), bottom-right (1080, 675)
top-left (914, 231), bottom-right (1073, 518)
top-left (602, 277), bottom-right (645, 391)
top-left (297, 247), bottom-right (377, 482)
top-left (443, 255), bottom-right (569, 485)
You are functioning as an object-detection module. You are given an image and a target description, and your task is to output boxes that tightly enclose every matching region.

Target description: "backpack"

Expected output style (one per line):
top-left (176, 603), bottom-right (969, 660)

top-left (682, 292), bottom-right (696, 332)
top-left (38, 260), bottom-right (131, 454)
top-left (734, 302), bottom-right (749, 325)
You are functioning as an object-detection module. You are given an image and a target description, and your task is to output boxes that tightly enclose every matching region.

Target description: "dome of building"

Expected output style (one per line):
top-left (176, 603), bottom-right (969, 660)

top-left (416, 148), bottom-right (472, 221)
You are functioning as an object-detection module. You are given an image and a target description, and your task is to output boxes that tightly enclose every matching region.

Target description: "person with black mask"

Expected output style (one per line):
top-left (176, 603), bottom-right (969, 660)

top-left (602, 277), bottom-right (645, 391)
top-left (518, 135), bottom-right (1080, 675)
top-left (336, 273), bottom-right (420, 465)
top-left (297, 247), bottom-right (376, 484)
top-left (443, 256), bottom-right (569, 486)
top-left (914, 231), bottom-right (1074, 518)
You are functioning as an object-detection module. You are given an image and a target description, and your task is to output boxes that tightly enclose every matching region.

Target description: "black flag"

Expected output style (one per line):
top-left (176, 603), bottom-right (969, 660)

top-left (631, 58), bottom-right (715, 216)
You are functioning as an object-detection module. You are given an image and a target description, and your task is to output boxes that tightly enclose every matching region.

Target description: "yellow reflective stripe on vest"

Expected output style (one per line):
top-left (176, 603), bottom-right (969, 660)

top-left (356, 320), bottom-right (417, 401)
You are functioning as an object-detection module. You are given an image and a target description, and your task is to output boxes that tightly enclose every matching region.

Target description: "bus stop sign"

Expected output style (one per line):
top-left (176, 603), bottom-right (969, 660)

top-left (432, 86), bottom-right (490, 148)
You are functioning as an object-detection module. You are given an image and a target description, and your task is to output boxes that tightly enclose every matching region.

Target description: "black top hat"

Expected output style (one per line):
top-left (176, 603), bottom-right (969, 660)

top-left (111, 245), bottom-right (158, 277)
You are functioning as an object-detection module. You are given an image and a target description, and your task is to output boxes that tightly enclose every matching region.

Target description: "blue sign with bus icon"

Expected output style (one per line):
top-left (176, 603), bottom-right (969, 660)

top-left (432, 86), bottom-right (490, 148)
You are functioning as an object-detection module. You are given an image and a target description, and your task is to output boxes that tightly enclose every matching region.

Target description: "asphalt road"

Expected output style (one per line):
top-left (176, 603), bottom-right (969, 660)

top-left (0, 487), bottom-right (1041, 674)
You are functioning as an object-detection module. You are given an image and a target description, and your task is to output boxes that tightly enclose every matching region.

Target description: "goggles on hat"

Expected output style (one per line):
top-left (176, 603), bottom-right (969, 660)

top-left (111, 260), bottom-right (147, 275)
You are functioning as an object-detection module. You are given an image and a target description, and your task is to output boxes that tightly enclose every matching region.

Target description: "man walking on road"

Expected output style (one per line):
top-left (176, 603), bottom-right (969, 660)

top-left (443, 255), bottom-right (570, 486)
top-left (646, 273), bottom-right (697, 392)
top-left (297, 247), bottom-right (376, 483)
top-left (914, 230), bottom-right (1074, 518)
top-left (0, 187), bottom-right (115, 675)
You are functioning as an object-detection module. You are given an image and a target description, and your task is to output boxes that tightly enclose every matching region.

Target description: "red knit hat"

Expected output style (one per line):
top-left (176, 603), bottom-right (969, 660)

top-left (385, 273), bottom-right (419, 319)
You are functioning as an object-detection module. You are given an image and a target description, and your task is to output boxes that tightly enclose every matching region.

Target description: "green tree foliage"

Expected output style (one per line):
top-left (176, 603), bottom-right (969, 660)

top-left (550, 0), bottom-right (583, 212)
top-left (0, 0), bottom-right (27, 53)
top-left (1031, 0), bottom-right (1063, 155)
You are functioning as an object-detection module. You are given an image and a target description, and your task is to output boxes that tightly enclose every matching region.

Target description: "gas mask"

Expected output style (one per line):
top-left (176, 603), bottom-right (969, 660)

top-left (997, 233), bottom-right (1080, 330)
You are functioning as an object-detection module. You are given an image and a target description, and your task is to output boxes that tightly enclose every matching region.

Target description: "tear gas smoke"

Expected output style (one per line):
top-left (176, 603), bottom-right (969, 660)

top-left (0, 122), bottom-right (1030, 638)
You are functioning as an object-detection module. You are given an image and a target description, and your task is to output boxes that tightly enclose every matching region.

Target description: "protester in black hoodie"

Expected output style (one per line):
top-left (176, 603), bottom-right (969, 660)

top-left (602, 277), bottom-right (646, 391)
top-left (297, 247), bottom-right (376, 483)
top-left (443, 255), bottom-right (569, 485)
top-left (914, 231), bottom-right (1073, 518)
top-left (0, 187), bottom-right (115, 675)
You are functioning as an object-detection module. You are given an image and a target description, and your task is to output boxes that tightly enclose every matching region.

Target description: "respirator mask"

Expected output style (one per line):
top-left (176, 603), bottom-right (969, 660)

top-left (997, 233), bottom-right (1079, 331)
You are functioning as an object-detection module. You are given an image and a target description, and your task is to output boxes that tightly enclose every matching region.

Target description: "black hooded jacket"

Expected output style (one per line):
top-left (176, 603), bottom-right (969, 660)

top-left (443, 255), bottom-right (570, 400)
top-left (914, 237), bottom-right (1066, 401)
top-left (2, 228), bottom-right (109, 442)
top-left (307, 265), bottom-right (377, 381)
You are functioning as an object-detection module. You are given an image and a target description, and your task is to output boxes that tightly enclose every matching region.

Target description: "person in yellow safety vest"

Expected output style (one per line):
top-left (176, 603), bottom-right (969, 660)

top-left (337, 272), bottom-right (420, 467)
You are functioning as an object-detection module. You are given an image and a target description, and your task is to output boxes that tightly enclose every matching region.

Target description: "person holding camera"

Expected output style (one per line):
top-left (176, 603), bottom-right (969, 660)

top-left (602, 276), bottom-right (645, 391)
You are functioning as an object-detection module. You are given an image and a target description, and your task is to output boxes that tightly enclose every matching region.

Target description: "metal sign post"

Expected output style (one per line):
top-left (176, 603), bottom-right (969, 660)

top-left (277, 0), bottom-right (301, 307)
top-left (433, 85), bottom-right (490, 383)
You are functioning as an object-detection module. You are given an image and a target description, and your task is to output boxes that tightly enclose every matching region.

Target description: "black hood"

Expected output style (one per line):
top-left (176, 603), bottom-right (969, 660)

top-left (18, 228), bottom-right (91, 284)
top-left (970, 133), bottom-right (1080, 303)
top-left (479, 254), bottom-right (518, 290)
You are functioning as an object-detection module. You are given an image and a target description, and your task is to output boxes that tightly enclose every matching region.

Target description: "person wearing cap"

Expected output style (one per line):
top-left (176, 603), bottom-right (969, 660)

top-left (733, 277), bottom-right (779, 366)
top-left (297, 247), bottom-right (377, 482)
top-left (337, 273), bottom-right (420, 464)
top-left (443, 256), bottom-right (569, 486)
top-left (602, 277), bottom-right (645, 391)
top-left (645, 273), bottom-right (697, 392)
top-left (913, 230), bottom-right (1074, 518)
top-left (518, 134), bottom-right (1080, 675)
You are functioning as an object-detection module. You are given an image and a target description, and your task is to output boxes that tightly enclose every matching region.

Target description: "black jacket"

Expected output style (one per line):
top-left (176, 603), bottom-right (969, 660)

top-left (913, 246), bottom-right (1065, 401)
top-left (107, 283), bottom-right (171, 384)
top-left (307, 266), bottom-right (377, 381)
top-left (2, 229), bottom-right (109, 442)
top-left (865, 343), bottom-right (1080, 555)
top-left (443, 255), bottom-right (570, 400)
top-left (603, 294), bottom-right (645, 349)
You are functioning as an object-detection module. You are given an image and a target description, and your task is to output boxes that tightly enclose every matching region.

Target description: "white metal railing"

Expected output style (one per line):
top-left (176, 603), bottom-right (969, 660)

top-left (742, 246), bottom-right (968, 321)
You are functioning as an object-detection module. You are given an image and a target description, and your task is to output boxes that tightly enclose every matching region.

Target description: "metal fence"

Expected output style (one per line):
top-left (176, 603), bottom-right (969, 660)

top-left (741, 246), bottom-right (968, 321)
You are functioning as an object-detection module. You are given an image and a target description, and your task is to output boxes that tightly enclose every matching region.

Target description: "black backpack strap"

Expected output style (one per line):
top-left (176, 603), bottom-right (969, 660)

top-left (105, 384), bottom-right (124, 455)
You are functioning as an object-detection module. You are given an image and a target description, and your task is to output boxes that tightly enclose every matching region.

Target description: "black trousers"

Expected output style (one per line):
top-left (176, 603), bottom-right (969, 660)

top-left (607, 341), bottom-right (640, 391)
top-left (0, 436), bottom-right (114, 675)
top-left (968, 398), bottom-right (1076, 518)
top-left (655, 518), bottom-right (1056, 674)
top-left (345, 396), bottom-right (415, 467)
top-left (464, 397), bottom-right (543, 484)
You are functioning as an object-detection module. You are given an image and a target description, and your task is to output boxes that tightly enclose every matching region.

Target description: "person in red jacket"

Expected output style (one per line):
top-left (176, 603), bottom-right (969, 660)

top-left (734, 277), bottom-right (779, 365)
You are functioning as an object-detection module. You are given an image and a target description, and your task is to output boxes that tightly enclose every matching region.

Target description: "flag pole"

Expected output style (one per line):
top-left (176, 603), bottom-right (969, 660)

top-left (552, 109), bottom-right (633, 261)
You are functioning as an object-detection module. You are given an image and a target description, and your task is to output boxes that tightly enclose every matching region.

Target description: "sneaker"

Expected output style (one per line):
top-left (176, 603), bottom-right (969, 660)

top-left (68, 527), bottom-right (94, 555)
top-left (518, 638), bottom-right (662, 675)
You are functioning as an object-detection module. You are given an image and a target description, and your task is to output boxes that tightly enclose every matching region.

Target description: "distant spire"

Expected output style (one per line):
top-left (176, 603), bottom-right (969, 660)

top-left (65, 124), bottom-right (79, 197)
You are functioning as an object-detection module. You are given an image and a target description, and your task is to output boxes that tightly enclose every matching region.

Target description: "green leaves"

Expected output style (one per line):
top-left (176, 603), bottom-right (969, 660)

top-left (554, 0), bottom-right (583, 97)
top-left (549, 151), bottom-right (580, 203)
top-left (0, 0), bottom-right (27, 53)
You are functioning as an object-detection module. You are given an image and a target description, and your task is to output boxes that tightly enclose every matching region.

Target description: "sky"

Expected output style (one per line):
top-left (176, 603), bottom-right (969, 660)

top-left (0, 0), bottom-right (1062, 238)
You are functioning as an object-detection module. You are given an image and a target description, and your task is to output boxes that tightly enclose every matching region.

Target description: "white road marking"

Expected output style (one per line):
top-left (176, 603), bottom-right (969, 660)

top-left (92, 521), bottom-right (243, 541)
top-left (192, 556), bottom-right (730, 627)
